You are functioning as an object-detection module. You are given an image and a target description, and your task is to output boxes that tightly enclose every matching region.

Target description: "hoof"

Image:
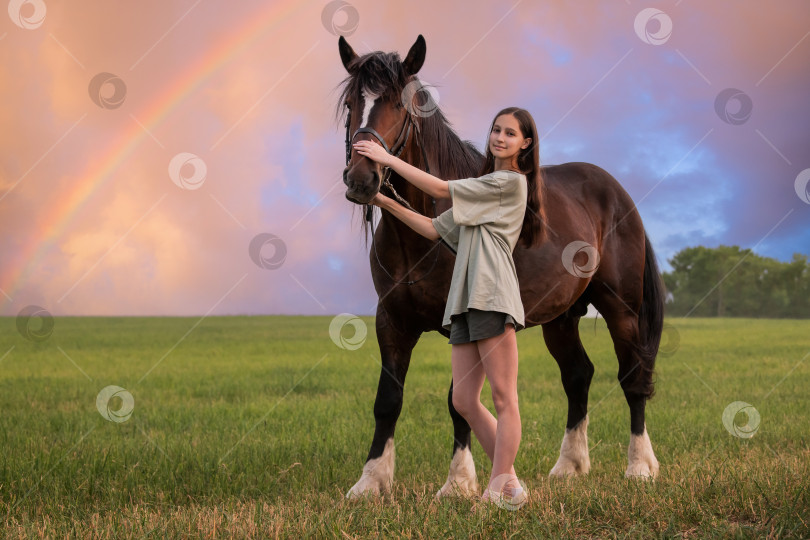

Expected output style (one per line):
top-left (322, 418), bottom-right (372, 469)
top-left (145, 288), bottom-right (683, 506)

top-left (346, 475), bottom-right (384, 498)
top-left (436, 446), bottom-right (478, 498)
top-left (625, 460), bottom-right (659, 479)
top-left (625, 427), bottom-right (659, 480)
top-left (345, 438), bottom-right (395, 498)
top-left (548, 416), bottom-right (591, 477)
top-left (548, 457), bottom-right (589, 477)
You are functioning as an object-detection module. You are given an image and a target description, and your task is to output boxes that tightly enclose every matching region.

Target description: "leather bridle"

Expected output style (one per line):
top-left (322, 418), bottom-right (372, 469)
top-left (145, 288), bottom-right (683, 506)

top-left (350, 116), bottom-right (412, 163)
top-left (343, 103), bottom-right (442, 286)
top-left (344, 105), bottom-right (433, 218)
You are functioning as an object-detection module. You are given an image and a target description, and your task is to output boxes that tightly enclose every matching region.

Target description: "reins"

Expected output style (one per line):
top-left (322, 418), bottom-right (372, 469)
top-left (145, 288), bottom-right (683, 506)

top-left (345, 107), bottom-right (442, 286)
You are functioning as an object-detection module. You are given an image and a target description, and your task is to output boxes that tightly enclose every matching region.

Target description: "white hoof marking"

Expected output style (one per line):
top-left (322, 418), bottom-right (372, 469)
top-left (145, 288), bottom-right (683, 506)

top-left (625, 426), bottom-right (659, 479)
top-left (436, 446), bottom-right (478, 498)
top-left (549, 416), bottom-right (591, 477)
top-left (346, 438), bottom-right (395, 498)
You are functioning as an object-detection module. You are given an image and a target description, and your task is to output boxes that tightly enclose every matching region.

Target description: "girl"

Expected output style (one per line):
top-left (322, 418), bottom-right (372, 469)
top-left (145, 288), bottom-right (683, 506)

top-left (353, 107), bottom-right (543, 510)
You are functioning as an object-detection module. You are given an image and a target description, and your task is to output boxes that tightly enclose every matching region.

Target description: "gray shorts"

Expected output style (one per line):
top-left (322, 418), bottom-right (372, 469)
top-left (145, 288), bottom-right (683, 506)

top-left (448, 308), bottom-right (516, 345)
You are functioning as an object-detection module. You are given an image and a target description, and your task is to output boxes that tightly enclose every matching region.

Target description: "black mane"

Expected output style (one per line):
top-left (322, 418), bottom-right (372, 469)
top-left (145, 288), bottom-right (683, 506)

top-left (336, 51), bottom-right (408, 111)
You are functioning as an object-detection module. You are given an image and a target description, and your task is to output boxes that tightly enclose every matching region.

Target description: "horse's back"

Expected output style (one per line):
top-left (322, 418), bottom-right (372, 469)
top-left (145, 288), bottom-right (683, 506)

top-left (541, 161), bottom-right (643, 239)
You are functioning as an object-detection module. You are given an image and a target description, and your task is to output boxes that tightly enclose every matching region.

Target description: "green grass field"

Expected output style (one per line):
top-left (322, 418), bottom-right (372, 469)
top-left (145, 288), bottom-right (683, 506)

top-left (1, 316), bottom-right (807, 538)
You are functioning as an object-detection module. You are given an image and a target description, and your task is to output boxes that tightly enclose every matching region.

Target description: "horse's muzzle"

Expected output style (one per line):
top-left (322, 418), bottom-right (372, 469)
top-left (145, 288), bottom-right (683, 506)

top-left (343, 165), bottom-right (379, 205)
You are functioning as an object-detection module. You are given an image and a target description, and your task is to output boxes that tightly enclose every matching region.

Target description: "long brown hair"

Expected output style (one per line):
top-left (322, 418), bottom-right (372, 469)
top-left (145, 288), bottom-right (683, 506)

top-left (477, 107), bottom-right (546, 248)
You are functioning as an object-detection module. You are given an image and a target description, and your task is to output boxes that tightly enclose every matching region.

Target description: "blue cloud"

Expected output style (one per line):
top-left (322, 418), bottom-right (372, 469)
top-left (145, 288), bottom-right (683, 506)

top-left (261, 118), bottom-right (323, 209)
top-left (327, 254), bottom-right (344, 272)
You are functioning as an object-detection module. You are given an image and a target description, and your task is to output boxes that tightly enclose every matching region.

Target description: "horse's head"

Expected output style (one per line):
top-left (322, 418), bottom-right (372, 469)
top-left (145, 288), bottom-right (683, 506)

top-left (338, 35), bottom-right (427, 205)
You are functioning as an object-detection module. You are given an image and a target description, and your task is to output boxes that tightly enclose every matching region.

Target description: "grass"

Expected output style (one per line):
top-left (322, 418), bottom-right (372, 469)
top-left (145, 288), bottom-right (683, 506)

top-left (0, 316), bottom-right (808, 538)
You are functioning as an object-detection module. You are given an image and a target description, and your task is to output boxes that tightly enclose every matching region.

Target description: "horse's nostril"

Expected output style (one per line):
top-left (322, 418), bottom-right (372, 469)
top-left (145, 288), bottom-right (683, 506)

top-left (343, 167), bottom-right (350, 186)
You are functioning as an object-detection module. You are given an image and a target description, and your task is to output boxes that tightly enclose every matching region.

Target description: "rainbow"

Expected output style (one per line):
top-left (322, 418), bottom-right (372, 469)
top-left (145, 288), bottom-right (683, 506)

top-left (1, 0), bottom-right (311, 311)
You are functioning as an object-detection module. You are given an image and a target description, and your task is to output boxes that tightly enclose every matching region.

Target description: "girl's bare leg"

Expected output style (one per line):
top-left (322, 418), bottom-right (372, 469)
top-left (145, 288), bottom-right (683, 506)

top-left (477, 323), bottom-right (521, 492)
top-left (450, 325), bottom-right (521, 490)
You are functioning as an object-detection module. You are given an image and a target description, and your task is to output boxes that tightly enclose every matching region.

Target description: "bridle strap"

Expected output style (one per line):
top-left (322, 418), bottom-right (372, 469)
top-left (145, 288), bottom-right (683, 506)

top-left (344, 110), bottom-right (352, 165)
top-left (352, 126), bottom-right (391, 154)
top-left (351, 118), bottom-right (412, 160)
top-left (370, 115), bottom-right (441, 287)
top-left (343, 106), bottom-right (442, 287)
top-left (346, 109), bottom-right (413, 221)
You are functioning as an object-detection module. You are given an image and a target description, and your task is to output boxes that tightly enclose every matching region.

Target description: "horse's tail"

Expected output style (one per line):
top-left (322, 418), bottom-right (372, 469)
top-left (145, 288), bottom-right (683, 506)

top-left (634, 233), bottom-right (665, 399)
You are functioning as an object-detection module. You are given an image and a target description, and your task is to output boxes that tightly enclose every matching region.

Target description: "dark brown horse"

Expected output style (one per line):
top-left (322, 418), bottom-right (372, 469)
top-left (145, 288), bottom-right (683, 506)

top-left (338, 35), bottom-right (665, 498)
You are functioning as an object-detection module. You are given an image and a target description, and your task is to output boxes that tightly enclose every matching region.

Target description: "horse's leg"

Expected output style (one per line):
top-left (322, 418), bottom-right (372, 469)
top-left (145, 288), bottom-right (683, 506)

top-left (346, 304), bottom-right (421, 498)
top-left (543, 300), bottom-right (594, 477)
top-left (592, 292), bottom-right (660, 479)
top-left (436, 380), bottom-right (478, 497)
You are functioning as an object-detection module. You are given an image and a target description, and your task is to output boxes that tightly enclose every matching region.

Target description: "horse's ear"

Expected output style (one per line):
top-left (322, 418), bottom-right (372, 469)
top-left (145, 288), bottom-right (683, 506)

top-left (402, 35), bottom-right (426, 76)
top-left (339, 36), bottom-right (358, 72)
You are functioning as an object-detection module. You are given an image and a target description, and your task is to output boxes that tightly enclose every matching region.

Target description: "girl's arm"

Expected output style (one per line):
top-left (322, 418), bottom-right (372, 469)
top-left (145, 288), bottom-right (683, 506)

top-left (371, 193), bottom-right (440, 241)
top-left (353, 140), bottom-right (450, 199)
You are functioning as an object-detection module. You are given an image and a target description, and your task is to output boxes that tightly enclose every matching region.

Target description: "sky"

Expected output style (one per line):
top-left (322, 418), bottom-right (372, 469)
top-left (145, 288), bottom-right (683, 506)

top-left (0, 0), bottom-right (808, 317)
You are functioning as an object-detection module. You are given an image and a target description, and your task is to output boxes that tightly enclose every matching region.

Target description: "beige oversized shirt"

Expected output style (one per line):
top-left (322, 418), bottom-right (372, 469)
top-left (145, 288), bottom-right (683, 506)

top-left (430, 170), bottom-right (528, 332)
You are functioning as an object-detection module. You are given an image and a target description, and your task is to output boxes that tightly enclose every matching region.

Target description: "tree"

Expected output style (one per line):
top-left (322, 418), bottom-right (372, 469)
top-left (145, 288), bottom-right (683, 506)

top-left (663, 246), bottom-right (810, 318)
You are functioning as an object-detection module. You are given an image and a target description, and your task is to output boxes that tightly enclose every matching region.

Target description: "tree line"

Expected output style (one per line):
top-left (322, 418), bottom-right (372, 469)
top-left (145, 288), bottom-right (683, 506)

top-left (662, 245), bottom-right (810, 318)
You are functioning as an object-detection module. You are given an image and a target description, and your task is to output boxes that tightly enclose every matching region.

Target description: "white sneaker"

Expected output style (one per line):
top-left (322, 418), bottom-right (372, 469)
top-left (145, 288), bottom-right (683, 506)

top-left (482, 482), bottom-right (528, 511)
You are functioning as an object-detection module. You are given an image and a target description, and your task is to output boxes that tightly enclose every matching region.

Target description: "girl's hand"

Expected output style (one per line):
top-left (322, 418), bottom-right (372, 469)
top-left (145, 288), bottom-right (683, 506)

top-left (353, 140), bottom-right (392, 167)
top-left (370, 192), bottom-right (390, 208)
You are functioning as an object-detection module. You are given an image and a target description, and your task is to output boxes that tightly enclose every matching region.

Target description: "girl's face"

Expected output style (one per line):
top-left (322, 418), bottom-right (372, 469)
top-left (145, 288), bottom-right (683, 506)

top-left (488, 114), bottom-right (531, 163)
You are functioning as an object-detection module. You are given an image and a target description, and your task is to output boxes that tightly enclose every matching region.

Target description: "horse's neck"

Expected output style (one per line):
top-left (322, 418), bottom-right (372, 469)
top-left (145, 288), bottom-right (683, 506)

top-left (383, 116), bottom-right (482, 225)
top-left (386, 140), bottom-right (436, 218)
top-left (418, 117), bottom-right (484, 182)
top-left (387, 172), bottom-right (436, 218)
